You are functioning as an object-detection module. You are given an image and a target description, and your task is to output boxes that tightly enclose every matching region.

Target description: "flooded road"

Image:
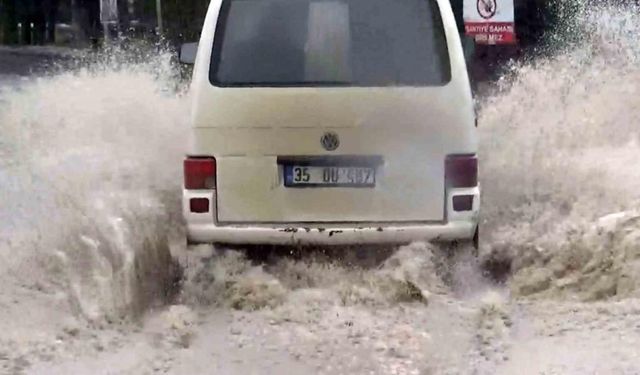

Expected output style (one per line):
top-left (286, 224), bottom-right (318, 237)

top-left (1, 4), bottom-right (640, 374)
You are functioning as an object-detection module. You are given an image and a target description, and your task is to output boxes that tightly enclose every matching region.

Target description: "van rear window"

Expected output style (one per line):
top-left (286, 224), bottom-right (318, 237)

top-left (210, 0), bottom-right (451, 87)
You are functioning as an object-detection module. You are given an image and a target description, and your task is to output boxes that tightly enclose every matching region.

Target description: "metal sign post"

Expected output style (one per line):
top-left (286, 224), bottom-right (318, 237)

top-left (100, 0), bottom-right (118, 41)
top-left (156, 0), bottom-right (163, 35)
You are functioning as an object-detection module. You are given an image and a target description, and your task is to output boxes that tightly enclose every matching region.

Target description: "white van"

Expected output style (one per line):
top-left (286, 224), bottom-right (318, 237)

top-left (182, 0), bottom-right (479, 249)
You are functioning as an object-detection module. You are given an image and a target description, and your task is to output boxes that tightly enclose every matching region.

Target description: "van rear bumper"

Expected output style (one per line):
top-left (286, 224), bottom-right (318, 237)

top-left (183, 187), bottom-right (479, 246)
top-left (186, 221), bottom-right (476, 245)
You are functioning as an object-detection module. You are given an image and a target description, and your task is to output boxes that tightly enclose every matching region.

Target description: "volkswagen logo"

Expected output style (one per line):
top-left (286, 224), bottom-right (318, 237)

top-left (321, 132), bottom-right (340, 151)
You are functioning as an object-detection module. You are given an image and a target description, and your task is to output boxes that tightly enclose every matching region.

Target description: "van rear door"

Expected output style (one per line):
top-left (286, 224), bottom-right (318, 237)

top-left (192, 0), bottom-right (476, 223)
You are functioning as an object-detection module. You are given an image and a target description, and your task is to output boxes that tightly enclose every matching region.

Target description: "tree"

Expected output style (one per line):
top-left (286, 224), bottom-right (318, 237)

top-left (161, 0), bottom-right (209, 43)
top-left (0, 0), bottom-right (19, 44)
top-left (71, 0), bottom-right (100, 44)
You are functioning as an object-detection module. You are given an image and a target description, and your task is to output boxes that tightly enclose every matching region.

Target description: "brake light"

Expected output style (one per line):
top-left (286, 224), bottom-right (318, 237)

top-left (184, 157), bottom-right (216, 189)
top-left (445, 155), bottom-right (478, 188)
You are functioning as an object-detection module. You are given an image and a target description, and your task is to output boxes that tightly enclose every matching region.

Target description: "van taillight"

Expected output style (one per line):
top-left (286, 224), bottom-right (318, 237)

top-left (445, 155), bottom-right (478, 188)
top-left (184, 157), bottom-right (216, 189)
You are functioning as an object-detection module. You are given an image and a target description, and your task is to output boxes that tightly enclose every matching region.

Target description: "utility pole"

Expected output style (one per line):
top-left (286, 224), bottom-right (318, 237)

top-left (100, 0), bottom-right (118, 42)
top-left (156, 0), bottom-right (163, 35)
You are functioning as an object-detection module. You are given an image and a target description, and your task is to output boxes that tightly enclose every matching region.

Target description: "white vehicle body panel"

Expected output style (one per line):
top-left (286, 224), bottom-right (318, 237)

top-left (184, 187), bottom-right (479, 245)
top-left (184, 0), bottom-right (479, 245)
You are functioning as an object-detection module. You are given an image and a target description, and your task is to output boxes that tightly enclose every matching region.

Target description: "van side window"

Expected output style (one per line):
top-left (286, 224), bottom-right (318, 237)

top-left (210, 0), bottom-right (451, 87)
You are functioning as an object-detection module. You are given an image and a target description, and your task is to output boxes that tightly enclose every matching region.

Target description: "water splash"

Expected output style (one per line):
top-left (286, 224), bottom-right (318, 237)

top-left (1, 3), bottom-right (638, 332)
top-left (180, 242), bottom-right (445, 312)
top-left (0, 48), bottom-right (187, 322)
top-left (480, 4), bottom-right (640, 300)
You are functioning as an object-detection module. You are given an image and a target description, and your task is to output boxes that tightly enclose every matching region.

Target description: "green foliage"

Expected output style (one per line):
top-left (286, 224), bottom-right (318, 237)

top-left (161, 0), bottom-right (210, 43)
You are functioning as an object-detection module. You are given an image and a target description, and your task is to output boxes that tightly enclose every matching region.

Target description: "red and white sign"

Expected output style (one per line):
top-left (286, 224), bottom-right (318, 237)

top-left (464, 0), bottom-right (516, 45)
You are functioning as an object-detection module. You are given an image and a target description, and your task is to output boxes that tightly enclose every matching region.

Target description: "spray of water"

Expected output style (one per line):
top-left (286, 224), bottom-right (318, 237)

top-left (1, 4), bottom-right (638, 374)
top-left (179, 242), bottom-right (449, 314)
top-left (0, 48), bottom-right (187, 323)
top-left (0, 4), bottom-right (638, 338)
top-left (480, 4), bottom-right (640, 300)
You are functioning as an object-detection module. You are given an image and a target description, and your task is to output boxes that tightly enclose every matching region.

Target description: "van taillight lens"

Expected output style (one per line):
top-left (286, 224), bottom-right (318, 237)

top-left (445, 155), bottom-right (478, 188)
top-left (184, 157), bottom-right (216, 189)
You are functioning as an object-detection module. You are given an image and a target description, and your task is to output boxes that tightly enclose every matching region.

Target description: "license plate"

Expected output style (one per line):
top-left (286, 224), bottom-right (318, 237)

top-left (285, 165), bottom-right (376, 187)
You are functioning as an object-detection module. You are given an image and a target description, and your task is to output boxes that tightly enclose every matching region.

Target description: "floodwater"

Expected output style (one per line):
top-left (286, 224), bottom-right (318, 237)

top-left (1, 3), bottom-right (639, 374)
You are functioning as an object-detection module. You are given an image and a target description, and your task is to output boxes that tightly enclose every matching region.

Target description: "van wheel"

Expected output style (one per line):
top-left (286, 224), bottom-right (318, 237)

top-left (436, 228), bottom-right (479, 286)
top-left (453, 240), bottom-right (478, 257)
top-left (472, 226), bottom-right (479, 257)
top-left (449, 226), bottom-right (479, 257)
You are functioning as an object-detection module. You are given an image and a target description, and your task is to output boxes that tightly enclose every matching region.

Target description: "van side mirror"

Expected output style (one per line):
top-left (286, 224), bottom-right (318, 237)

top-left (179, 43), bottom-right (198, 64)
